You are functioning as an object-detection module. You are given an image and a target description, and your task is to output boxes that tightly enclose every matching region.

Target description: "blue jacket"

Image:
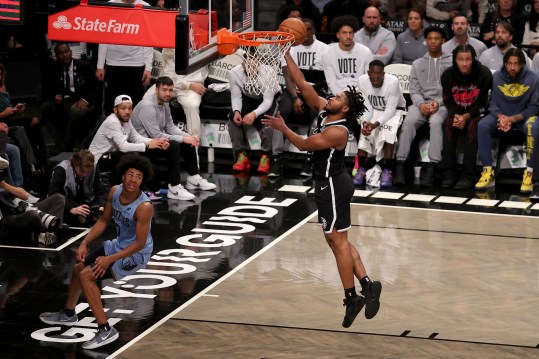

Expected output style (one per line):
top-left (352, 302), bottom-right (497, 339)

top-left (489, 65), bottom-right (539, 120)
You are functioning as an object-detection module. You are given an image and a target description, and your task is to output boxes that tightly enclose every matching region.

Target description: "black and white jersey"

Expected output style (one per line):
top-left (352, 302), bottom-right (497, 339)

top-left (311, 111), bottom-right (349, 178)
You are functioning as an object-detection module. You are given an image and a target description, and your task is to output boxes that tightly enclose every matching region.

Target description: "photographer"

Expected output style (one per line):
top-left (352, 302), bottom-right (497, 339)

top-left (0, 174), bottom-right (65, 246)
top-left (48, 150), bottom-right (107, 227)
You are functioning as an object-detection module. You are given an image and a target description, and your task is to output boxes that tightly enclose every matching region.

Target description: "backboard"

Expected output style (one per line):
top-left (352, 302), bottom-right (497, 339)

top-left (175, 0), bottom-right (254, 75)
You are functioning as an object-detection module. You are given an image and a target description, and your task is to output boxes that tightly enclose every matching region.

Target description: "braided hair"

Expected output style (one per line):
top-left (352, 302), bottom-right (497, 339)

top-left (344, 85), bottom-right (367, 134)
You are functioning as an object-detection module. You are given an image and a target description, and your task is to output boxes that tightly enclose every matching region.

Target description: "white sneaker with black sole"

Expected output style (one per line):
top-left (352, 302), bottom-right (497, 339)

top-left (186, 174), bottom-right (217, 191)
top-left (167, 183), bottom-right (195, 201)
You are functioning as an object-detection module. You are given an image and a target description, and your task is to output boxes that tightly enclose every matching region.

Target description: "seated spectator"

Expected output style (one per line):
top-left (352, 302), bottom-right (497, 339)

top-left (388, 0), bottom-right (426, 19)
top-left (48, 150), bottom-right (107, 227)
top-left (0, 176), bottom-right (65, 246)
top-left (441, 45), bottom-right (492, 190)
top-left (480, 0), bottom-right (525, 48)
top-left (278, 0), bottom-right (322, 30)
top-left (228, 58), bottom-right (280, 175)
top-left (321, 0), bottom-right (368, 32)
top-left (393, 8), bottom-right (428, 65)
top-left (276, 18), bottom-right (328, 177)
top-left (353, 60), bottom-right (407, 188)
top-left (523, 0), bottom-right (539, 58)
top-left (156, 48), bottom-right (208, 138)
top-left (394, 26), bottom-right (452, 186)
top-left (88, 94), bottom-right (169, 177)
top-left (471, 0), bottom-right (489, 25)
top-left (219, 0), bottom-right (244, 31)
top-left (41, 43), bottom-right (102, 154)
top-left (278, 4), bottom-right (304, 24)
top-left (354, 6), bottom-right (396, 65)
top-left (0, 129), bottom-right (11, 170)
top-left (324, 15), bottom-right (373, 96)
top-left (131, 77), bottom-right (216, 200)
top-left (0, 63), bottom-right (47, 173)
top-left (442, 15), bottom-right (487, 58)
top-left (426, 0), bottom-right (471, 22)
top-left (476, 48), bottom-right (539, 194)
top-left (0, 122), bottom-right (26, 190)
top-left (479, 22), bottom-right (531, 71)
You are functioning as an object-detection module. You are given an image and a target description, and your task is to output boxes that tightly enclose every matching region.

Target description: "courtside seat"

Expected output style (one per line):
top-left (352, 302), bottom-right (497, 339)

top-left (384, 63), bottom-right (412, 104)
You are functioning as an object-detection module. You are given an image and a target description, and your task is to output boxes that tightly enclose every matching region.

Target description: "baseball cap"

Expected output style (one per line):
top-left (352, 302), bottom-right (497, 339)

top-left (114, 94), bottom-right (133, 107)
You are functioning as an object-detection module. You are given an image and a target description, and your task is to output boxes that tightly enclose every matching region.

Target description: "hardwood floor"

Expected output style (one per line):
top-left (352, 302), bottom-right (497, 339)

top-left (116, 205), bottom-right (539, 358)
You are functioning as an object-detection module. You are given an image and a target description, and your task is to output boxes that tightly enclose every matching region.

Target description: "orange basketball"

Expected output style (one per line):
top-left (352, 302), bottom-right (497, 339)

top-left (278, 17), bottom-right (307, 46)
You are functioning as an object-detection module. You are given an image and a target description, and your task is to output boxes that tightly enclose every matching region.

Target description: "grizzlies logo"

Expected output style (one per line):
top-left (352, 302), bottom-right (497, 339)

top-left (120, 254), bottom-right (141, 272)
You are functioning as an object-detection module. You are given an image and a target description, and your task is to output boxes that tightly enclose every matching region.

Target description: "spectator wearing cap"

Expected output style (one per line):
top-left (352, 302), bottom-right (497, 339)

top-left (394, 26), bottom-right (452, 187)
top-left (88, 94), bottom-right (168, 169)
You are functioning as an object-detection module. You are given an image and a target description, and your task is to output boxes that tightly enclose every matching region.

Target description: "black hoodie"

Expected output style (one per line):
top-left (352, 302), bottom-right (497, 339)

top-left (441, 58), bottom-right (492, 119)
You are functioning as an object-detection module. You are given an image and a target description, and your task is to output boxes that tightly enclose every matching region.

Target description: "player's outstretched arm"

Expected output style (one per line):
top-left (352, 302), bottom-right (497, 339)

top-left (263, 112), bottom-right (346, 151)
top-left (284, 52), bottom-right (326, 111)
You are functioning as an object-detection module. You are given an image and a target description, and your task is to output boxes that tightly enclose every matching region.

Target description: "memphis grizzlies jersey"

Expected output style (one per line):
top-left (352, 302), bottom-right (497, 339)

top-left (311, 111), bottom-right (349, 178)
top-left (104, 184), bottom-right (153, 279)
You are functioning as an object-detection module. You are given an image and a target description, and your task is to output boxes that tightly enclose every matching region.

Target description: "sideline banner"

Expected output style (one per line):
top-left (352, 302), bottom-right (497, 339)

top-left (48, 0), bottom-right (177, 48)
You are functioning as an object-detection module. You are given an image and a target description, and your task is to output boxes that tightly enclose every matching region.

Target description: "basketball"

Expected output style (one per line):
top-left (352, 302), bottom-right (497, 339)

top-left (278, 18), bottom-right (307, 46)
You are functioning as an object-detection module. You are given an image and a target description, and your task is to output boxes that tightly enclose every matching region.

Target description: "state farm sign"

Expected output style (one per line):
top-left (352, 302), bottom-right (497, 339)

top-left (48, 2), bottom-right (177, 48)
top-left (53, 14), bottom-right (140, 34)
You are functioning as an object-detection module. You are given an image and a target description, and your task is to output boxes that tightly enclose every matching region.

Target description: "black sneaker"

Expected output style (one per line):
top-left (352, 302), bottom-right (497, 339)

top-left (342, 295), bottom-right (365, 328)
top-left (300, 160), bottom-right (312, 177)
top-left (269, 158), bottom-right (282, 177)
top-left (393, 162), bottom-right (405, 185)
top-left (420, 164), bottom-right (435, 187)
top-left (441, 171), bottom-right (455, 188)
top-left (362, 281), bottom-right (382, 319)
top-left (453, 176), bottom-right (474, 190)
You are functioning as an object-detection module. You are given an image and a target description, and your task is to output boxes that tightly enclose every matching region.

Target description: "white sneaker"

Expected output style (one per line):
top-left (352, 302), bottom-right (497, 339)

top-left (27, 194), bottom-right (40, 204)
top-left (37, 232), bottom-right (57, 246)
top-left (0, 156), bottom-right (8, 170)
top-left (186, 174), bottom-right (217, 191)
top-left (167, 183), bottom-right (195, 201)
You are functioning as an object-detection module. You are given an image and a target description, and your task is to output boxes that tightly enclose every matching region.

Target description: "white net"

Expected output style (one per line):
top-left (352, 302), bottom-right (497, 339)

top-left (238, 32), bottom-right (294, 96)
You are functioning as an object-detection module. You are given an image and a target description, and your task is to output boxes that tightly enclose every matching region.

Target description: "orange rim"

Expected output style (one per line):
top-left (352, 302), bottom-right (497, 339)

top-left (217, 28), bottom-right (294, 47)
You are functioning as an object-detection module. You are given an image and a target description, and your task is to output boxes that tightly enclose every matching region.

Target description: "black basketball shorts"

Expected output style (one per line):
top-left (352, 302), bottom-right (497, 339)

top-left (315, 171), bottom-right (354, 233)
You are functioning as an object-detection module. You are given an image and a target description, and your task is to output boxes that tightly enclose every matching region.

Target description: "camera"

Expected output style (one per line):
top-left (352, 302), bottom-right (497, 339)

top-left (16, 201), bottom-right (60, 232)
top-left (89, 205), bottom-right (103, 220)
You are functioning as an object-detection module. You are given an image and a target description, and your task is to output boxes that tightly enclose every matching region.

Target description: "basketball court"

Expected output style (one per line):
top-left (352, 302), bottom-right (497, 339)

top-left (114, 199), bottom-right (539, 358)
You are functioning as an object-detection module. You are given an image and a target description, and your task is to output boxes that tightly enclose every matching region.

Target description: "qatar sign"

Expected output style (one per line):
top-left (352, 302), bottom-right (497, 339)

top-left (48, 1), bottom-right (177, 48)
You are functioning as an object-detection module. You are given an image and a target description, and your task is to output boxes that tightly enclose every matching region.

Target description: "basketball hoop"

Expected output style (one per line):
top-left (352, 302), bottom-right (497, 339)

top-left (217, 28), bottom-right (295, 95)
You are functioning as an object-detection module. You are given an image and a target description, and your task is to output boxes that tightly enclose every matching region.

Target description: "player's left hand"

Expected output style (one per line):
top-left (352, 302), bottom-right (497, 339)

top-left (262, 111), bottom-right (286, 131)
top-left (92, 255), bottom-right (112, 278)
